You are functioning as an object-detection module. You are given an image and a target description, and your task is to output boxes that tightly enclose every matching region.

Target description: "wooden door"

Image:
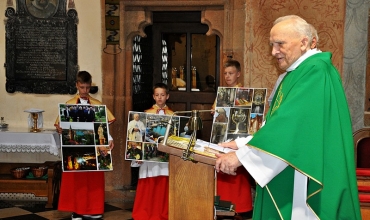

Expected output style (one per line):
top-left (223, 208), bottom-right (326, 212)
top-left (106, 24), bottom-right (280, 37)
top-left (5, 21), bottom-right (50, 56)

top-left (150, 11), bottom-right (219, 141)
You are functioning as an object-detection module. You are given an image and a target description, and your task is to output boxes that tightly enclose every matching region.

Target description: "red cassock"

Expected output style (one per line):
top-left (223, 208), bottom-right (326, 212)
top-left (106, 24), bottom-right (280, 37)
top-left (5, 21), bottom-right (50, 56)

top-left (58, 172), bottom-right (105, 214)
top-left (131, 105), bottom-right (172, 220)
top-left (56, 94), bottom-right (115, 215)
top-left (217, 166), bottom-right (253, 213)
top-left (132, 175), bottom-right (169, 220)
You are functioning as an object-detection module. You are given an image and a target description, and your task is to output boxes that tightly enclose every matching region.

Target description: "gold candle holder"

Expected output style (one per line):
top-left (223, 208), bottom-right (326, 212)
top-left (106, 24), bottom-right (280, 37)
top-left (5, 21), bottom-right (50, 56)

top-left (191, 66), bottom-right (197, 89)
top-left (24, 109), bottom-right (44, 133)
top-left (179, 66), bottom-right (184, 81)
top-left (171, 67), bottom-right (178, 90)
top-left (30, 113), bottom-right (41, 132)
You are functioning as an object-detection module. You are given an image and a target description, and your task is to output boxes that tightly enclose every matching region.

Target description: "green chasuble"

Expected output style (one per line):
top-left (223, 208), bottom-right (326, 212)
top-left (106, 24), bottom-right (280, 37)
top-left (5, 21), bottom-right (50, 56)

top-left (248, 52), bottom-right (361, 219)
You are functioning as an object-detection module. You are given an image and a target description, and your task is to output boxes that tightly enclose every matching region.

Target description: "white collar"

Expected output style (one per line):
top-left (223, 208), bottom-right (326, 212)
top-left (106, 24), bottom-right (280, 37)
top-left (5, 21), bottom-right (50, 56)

top-left (79, 99), bottom-right (88, 105)
top-left (286, 49), bottom-right (322, 72)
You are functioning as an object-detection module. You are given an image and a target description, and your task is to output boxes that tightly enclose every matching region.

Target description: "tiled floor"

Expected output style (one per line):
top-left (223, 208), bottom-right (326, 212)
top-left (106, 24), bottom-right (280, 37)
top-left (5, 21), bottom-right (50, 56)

top-left (0, 189), bottom-right (252, 220)
top-left (0, 200), bottom-right (134, 220)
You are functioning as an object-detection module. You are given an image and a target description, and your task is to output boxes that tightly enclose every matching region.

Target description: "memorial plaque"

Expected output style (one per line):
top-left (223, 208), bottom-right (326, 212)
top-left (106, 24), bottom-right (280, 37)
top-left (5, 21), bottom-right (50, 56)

top-left (5, 0), bottom-right (78, 94)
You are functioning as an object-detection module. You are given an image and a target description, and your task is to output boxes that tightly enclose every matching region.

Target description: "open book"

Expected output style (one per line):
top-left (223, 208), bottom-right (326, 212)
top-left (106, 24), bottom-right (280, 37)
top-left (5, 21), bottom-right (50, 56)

top-left (165, 135), bottom-right (235, 158)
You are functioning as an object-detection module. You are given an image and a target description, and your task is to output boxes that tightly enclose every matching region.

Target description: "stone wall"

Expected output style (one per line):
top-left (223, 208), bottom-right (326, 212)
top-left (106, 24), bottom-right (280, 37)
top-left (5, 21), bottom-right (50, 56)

top-left (343, 0), bottom-right (369, 132)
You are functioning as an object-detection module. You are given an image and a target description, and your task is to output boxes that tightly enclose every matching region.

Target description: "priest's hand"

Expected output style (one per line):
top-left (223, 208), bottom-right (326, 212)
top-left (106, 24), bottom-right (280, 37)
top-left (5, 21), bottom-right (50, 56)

top-left (215, 152), bottom-right (242, 175)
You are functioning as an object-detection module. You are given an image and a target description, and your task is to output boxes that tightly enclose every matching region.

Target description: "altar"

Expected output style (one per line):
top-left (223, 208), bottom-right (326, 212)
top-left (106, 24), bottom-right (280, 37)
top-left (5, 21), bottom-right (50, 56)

top-left (0, 128), bottom-right (62, 208)
top-left (0, 128), bottom-right (61, 162)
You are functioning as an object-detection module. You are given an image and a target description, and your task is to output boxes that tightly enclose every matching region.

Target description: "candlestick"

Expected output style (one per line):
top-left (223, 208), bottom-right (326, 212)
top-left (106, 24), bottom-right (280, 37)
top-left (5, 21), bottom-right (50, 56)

top-left (191, 66), bottom-right (197, 89)
top-left (171, 67), bottom-right (178, 90)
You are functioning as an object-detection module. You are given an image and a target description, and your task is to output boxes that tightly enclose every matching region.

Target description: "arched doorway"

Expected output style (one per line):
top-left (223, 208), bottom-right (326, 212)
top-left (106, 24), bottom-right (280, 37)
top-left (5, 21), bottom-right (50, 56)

top-left (102, 1), bottom-right (230, 190)
top-left (131, 11), bottom-right (220, 140)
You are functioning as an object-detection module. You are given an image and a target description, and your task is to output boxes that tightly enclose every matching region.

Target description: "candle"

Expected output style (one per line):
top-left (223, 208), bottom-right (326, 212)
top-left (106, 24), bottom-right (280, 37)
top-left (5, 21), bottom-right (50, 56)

top-left (191, 66), bottom-right (196, 89)
top-left (172, 67), bottom-right (177, 88)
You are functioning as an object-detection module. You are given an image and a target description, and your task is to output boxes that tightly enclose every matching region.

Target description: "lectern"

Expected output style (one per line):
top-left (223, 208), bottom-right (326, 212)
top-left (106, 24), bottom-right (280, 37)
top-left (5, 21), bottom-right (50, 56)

top-left (158, 143), bottom-right (216, 220)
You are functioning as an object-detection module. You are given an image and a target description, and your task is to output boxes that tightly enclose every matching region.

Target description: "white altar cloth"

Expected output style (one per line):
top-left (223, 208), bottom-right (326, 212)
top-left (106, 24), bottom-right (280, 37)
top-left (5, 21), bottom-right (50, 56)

top-left (0, 128), bottom-right (61, 156)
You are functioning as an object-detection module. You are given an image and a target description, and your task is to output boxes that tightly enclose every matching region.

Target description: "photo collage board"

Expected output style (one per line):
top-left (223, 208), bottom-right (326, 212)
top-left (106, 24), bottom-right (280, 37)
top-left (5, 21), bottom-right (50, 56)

top-left (210, 87), bottom-right (267, 144)
top-left (58, 104), bottom-right (113, 172)
top-left (125, 111), bottom-right (190, 163)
